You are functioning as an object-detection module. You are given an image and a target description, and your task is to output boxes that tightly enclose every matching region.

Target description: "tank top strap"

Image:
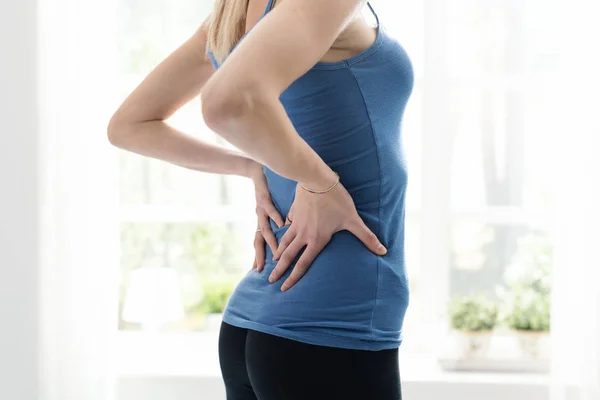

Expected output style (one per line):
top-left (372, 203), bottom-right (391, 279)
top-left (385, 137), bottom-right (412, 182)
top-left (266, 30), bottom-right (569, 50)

top-left (263, 0), bottom-right (276, 16)
top-left (366, 1), bottom-right (380, 28)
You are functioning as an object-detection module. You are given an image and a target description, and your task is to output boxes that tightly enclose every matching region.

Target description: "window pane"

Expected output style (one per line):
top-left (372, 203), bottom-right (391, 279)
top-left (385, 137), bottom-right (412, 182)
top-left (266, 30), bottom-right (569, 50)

top-left (449, 87), bottom-right (555, 209)
top-left (119, 149), bottom-right (255, 209)
top-left (443, 0), bottom-right (558, 210)
top-left (118, 0), bottom-right (211, 73)
top-left (119, 153), bottom-right (220, 207)
top-left (444, 220), bottom-right (553, 361)
top-left (373, 0), bottom-right (424, 81)
top-left (117, 1), bottom-right (222, 207)
top-left (442, 0), bottom-right (559, 81)
top-left (404, 215), bottom-right (421, 293)
top-left (374, 0), bottom-right (424, 211)
top-left (403, 90), bottom-right (422, 211)
top-left (398, 216), bottom-right (422, 346)
top-left (450, 220), bottom-right (552, 300)
top-left (118, 222), bottom-right (254, 331)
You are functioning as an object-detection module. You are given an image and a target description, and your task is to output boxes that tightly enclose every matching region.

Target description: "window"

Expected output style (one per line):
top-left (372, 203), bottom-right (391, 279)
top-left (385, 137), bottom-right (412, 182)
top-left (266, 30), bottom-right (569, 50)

top-left (116, 0), bottom-right (558, 372)
top-left (375, 0), bottom-right (557, 365)
top-left (116, 1), bottom-right (252, 332)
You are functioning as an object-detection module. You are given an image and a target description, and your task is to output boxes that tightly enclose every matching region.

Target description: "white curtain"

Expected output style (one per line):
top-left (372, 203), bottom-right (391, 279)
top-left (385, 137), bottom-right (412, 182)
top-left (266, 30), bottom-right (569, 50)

top-left (551, 1), bottom-right (600, 399)
top-left (38, 0), bottom-right (120, 399)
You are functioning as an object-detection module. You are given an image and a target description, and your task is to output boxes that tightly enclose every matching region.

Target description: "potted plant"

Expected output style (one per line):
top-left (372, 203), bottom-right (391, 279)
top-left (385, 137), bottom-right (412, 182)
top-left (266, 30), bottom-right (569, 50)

top-left (500, 234), bottom-right (552, 358)
top-left (201, 281), bottom-right (235, 331)
top-left (448, 295), bottom-right (498, 358)
top-left (505, 287), bottom-right (550, 357)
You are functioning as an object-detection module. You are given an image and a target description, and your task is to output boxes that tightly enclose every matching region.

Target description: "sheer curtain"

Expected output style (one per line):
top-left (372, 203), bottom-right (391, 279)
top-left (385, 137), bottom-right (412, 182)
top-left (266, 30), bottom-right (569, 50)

top-left (38, 0), bottom-right (120, 399)
top-left (551, 1), bottom-right (600, 399)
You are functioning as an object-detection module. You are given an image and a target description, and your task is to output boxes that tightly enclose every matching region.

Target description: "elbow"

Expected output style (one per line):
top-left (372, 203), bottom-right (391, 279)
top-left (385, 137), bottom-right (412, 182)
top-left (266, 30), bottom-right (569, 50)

top-left (106, 113), bottom-right (122, 147)
top-left (201, 80), bottom-right (267, 133)
top-left (107, 113), bottom-right (132, 148)
top-left (201, 87), bottom-right (245, 133)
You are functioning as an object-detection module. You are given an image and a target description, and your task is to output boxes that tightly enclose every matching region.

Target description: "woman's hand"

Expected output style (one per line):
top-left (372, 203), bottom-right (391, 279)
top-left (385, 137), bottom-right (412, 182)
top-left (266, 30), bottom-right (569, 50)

top-left (270, 179), bottom-right (387, 291)
top-left (247, 162), bottom-right (284, 273)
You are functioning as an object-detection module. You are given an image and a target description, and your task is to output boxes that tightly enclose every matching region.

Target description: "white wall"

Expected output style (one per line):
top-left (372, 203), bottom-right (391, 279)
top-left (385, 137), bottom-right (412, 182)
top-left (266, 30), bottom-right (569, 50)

top-left (0, 0), bottom-right (41, 399)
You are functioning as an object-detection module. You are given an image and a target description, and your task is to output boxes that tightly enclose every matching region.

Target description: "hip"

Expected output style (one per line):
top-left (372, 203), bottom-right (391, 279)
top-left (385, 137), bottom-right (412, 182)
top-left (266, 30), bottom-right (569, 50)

top-left (218, 321), bottom-right (402, 399)
top-left (224, 231), bottom-right (409, 339)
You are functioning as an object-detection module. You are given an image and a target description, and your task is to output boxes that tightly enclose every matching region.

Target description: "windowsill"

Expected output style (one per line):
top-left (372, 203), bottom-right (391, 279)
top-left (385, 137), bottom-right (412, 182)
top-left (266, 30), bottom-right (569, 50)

top-left (116, 331), bottom-right (550, 386)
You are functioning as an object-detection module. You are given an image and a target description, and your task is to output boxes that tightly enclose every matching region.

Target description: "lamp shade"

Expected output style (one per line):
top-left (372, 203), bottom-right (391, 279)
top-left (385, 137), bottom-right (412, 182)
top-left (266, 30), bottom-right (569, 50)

top-left (122, 267), bottom-right (185, 326)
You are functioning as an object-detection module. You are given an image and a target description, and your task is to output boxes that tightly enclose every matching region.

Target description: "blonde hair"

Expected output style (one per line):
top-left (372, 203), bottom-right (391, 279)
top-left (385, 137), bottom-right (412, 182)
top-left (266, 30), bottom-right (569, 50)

top-left (207, 0), bottom-right (250, 64)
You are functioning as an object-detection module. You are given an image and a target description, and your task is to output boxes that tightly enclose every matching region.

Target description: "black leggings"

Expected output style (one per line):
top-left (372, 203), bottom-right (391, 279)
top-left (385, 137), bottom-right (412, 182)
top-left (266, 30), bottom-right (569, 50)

top-left (218, 322), bottom-right (402, 400)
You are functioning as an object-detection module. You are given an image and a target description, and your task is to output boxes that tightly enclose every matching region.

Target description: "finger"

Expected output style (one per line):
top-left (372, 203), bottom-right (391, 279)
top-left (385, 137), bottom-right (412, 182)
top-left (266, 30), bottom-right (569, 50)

top-left (269, 238), bottom-right (305, 283)
top-left (281, 242), bottom-right (325, 292)
top-left (346, 217), bottom-right (387, 256)
top-left (260, 214), bottom-right (279, 255)
top-left (251, 258), bottom-right (257, 271)
top-left (254, 232), bottom-right (266, 272)
top-left (273, 227), bottom-right (296, 261)
top-left (265, 203), bottom-right (284, 228)
top-left (285, 207), bottom-right (294, 226)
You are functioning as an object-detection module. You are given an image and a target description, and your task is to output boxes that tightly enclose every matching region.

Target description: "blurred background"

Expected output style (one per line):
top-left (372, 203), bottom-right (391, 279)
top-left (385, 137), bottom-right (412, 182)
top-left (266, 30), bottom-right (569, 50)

top-left (1, 0), bottom-right (599, 399)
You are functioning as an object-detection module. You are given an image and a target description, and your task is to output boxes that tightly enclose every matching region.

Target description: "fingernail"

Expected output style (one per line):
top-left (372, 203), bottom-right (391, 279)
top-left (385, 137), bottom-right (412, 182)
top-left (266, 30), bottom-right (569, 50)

top-left (379, 244), bottom-right (387, 255)
top-left (281, 284), bottom-right (289, 292)
top-left (269, 275), bottom-right (275, 283)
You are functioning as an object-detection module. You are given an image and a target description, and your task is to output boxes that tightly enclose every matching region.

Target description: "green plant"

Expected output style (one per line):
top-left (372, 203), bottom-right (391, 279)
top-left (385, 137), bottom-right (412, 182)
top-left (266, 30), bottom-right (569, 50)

top-left (505, 287), bottom-right (550, 331)
top-left (500, 234), bottom-right (552, 332)
top-left (448, 295), bottom-right (498, 332)
top-left (190, 224), bottom-right (227, 277)
top-left (200, 282), bottom-right (236, 314)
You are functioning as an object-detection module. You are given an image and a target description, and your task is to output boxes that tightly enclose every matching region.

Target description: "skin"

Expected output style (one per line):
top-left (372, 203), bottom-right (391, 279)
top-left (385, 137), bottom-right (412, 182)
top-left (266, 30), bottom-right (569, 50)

top-left (108, 0), bottom-right (386, 292)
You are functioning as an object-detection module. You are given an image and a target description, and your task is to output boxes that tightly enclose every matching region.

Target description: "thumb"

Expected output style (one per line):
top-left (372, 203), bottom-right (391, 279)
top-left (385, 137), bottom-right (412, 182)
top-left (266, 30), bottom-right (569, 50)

top-left (346, 217), bottom-right (387, 256)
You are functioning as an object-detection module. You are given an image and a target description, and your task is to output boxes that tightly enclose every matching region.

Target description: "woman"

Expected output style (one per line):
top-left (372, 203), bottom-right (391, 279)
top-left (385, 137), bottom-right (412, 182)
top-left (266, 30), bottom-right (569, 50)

top-left (108, 0), bottom-right (413, 398)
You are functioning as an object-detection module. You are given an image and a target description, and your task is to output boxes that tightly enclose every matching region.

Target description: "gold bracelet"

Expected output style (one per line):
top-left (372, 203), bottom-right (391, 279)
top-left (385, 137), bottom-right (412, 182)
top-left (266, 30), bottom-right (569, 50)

top-left (299, 172), bottom-right (340, 194)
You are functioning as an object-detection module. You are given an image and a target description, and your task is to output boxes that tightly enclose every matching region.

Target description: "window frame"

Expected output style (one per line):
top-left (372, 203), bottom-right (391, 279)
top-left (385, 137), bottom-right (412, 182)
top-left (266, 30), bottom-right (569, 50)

top-left (115, 0), bottom-right (555, 374)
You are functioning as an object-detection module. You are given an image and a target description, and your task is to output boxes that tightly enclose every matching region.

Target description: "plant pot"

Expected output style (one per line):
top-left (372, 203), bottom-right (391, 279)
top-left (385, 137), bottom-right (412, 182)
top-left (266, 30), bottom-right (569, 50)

top-left (515, 330), bottom-right (549, 358)
top-left (453, 330), bottom-right (493, 359)
top-left (204, 313), bottom-right (224, 332)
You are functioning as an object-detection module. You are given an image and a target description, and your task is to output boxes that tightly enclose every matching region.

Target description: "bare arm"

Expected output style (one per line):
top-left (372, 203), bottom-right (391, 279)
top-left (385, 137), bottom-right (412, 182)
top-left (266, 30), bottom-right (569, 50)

top-left (107, 1), bottom-right (385, 288)
top-left (198, 0), bottom-right (386, 291)
top-left (107, 23), bottom-right (255, 178)
top-left (201, 0), bottom-right (368, 189)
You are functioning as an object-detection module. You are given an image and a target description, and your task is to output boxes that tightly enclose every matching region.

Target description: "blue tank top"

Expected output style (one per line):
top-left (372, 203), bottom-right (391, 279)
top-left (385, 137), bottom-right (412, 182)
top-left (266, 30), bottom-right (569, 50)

top-left (208, 1), bottom-right (414, 350)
